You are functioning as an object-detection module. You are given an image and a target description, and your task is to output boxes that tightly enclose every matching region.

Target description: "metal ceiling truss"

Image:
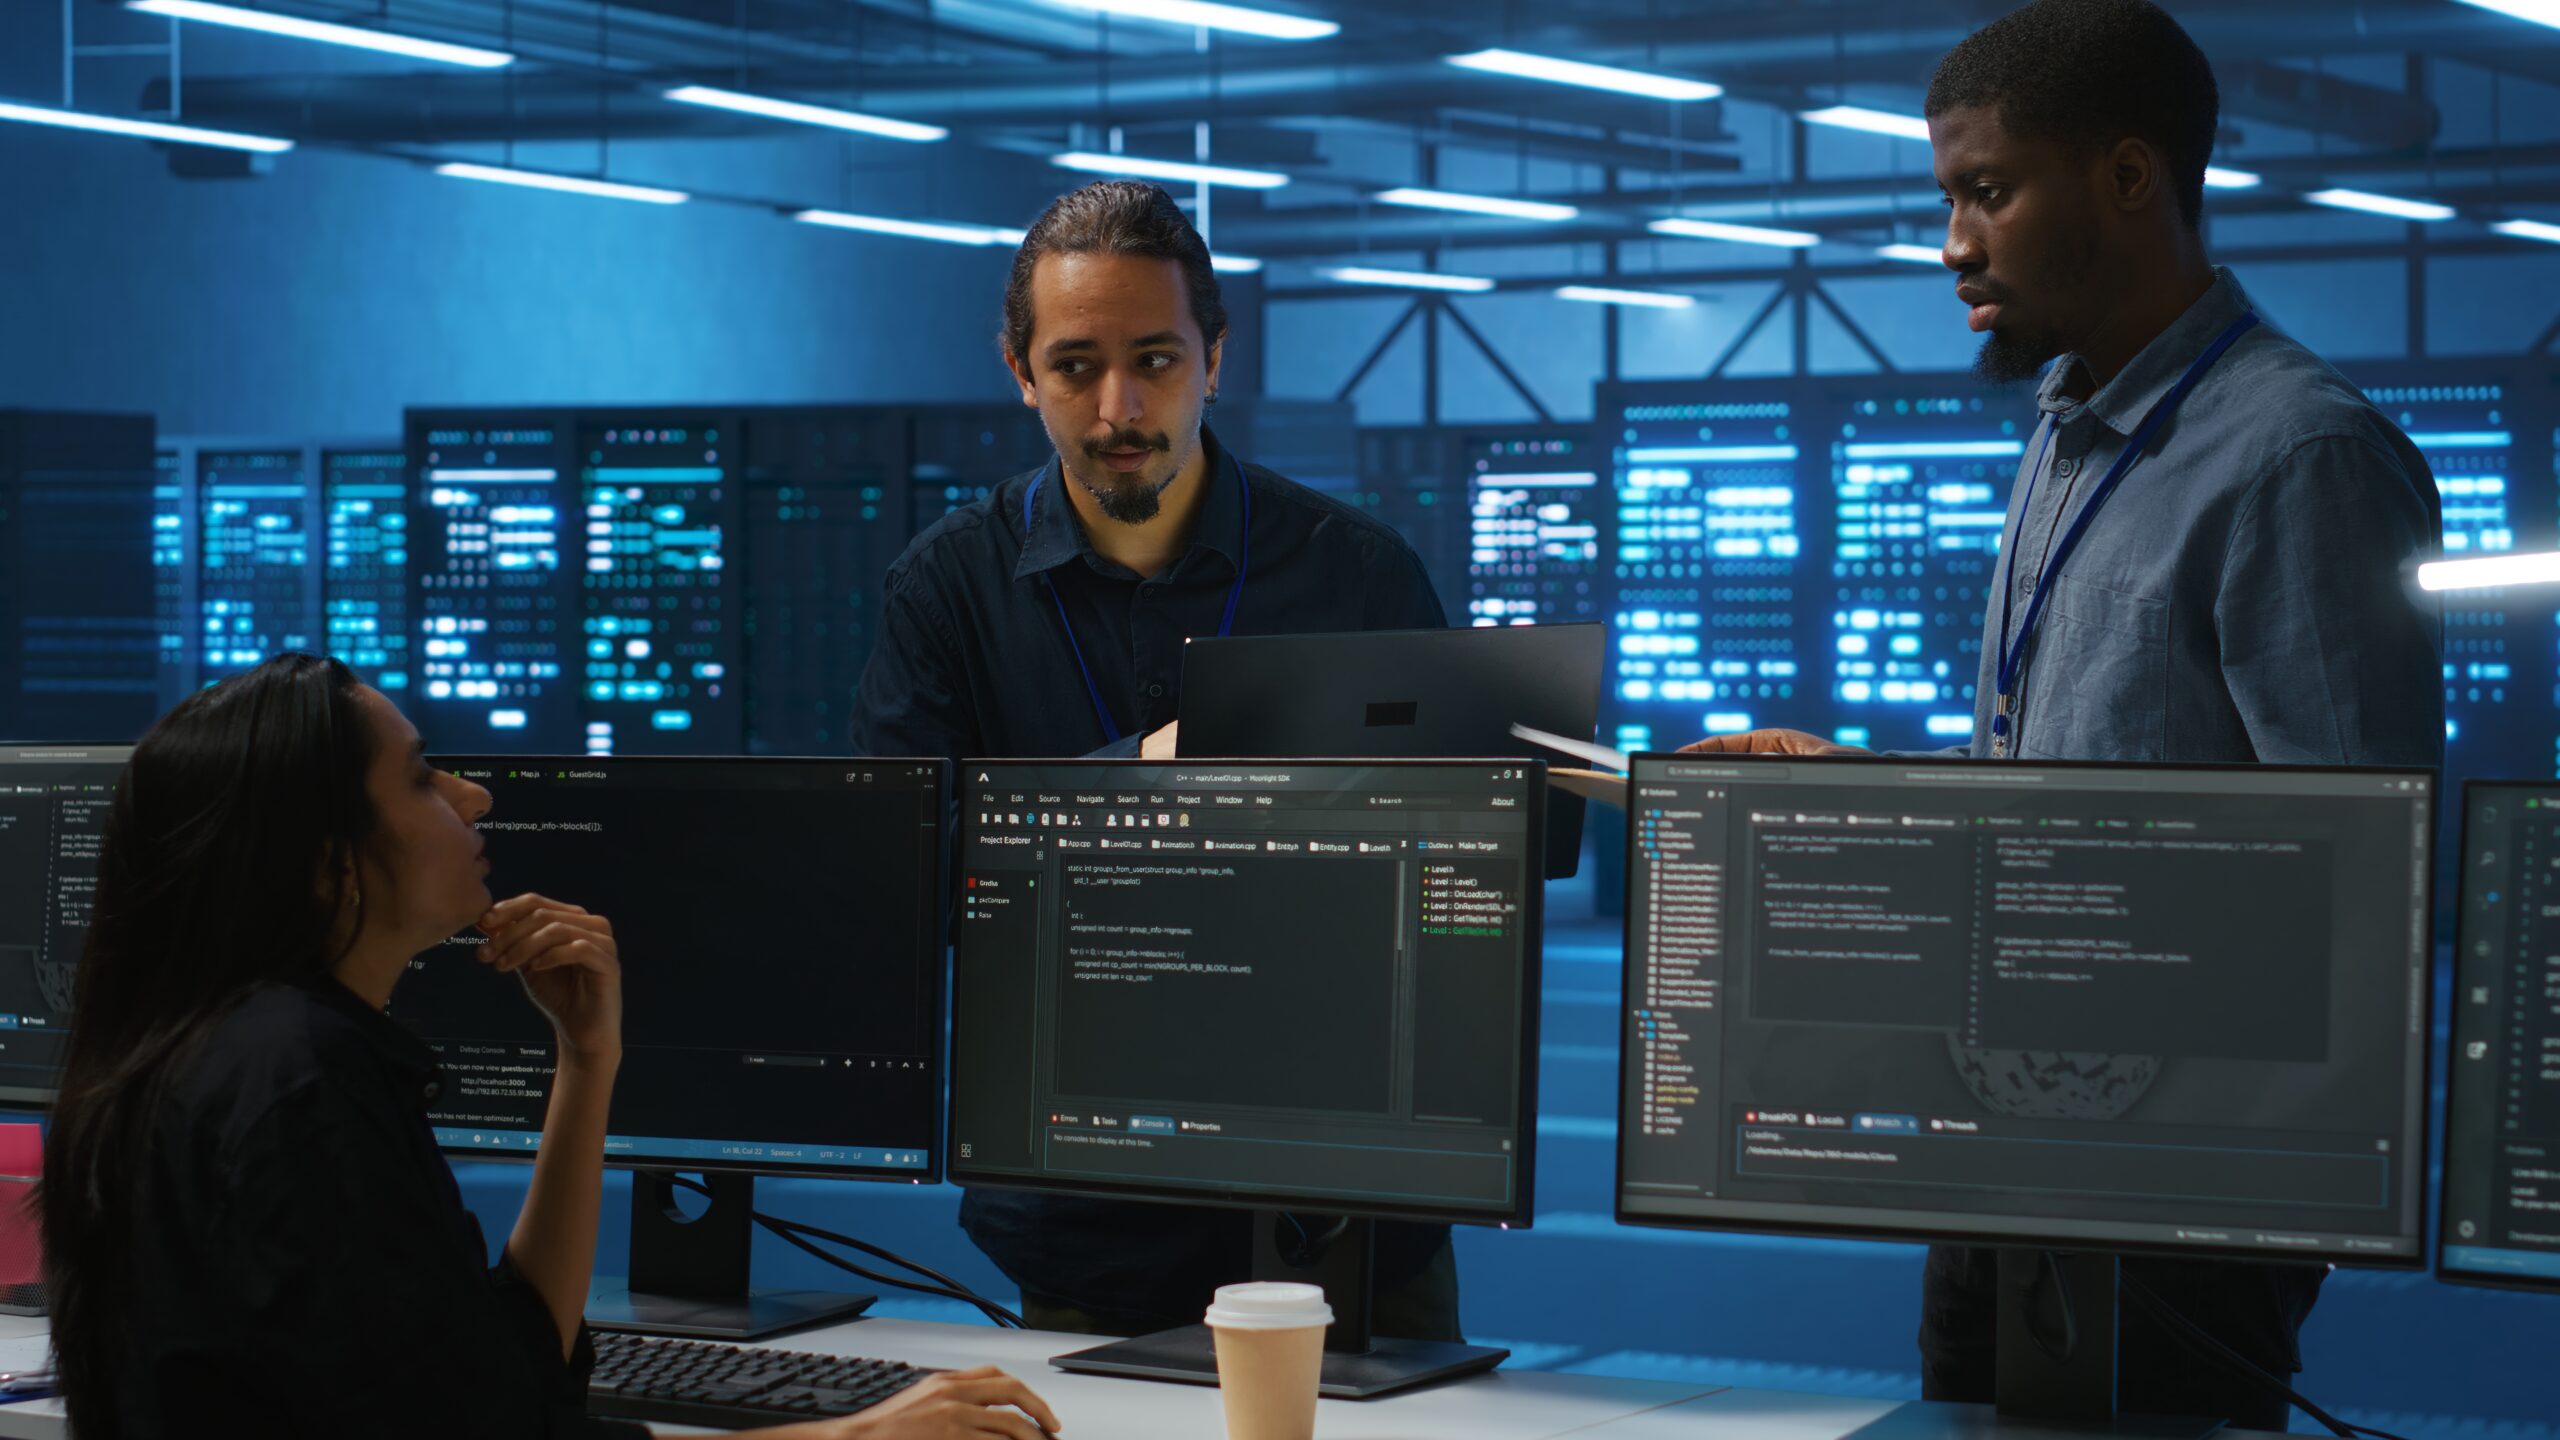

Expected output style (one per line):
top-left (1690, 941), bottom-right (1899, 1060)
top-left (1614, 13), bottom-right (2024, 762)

top-left (40, 0), bottom-right (2560, 279)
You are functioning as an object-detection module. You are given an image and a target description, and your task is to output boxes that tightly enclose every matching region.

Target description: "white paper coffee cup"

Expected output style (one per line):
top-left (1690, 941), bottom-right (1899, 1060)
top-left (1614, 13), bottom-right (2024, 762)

top-left (1206, 1282), bottom-right (1332, 1440)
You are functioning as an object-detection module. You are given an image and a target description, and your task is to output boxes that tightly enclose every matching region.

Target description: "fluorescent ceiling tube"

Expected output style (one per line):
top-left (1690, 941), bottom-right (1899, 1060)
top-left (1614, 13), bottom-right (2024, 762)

top-left (1322, 266), bottom-right (1494, 292)
top-left (1375, 187), bottom-right (1578, 222)
top-left (1043, 0), bottom-right (1337, 40)
top-left (1876, 243), bottom-right (1944, 265)
top-left (795, 210), bottom-right (1012, 245)
top-left (1444, 49), bottom-right (1720, 102)
top-left (128, 0), bottom-right (514, 65)
top-left (1650, 217), bottom-right (1822, 248)
top-left (2303, 188), bottom-right (2455, 222)
top-left (2418, 551), bottom-right (2560, 591)
top-left (664, 86), bottom-right (944, 142)
top-left (1052, 151), bottom-right (1289, 189)
top-left (2202, 167), bottom-right (2261, 190)
top-left (1210, 254), bottom-right (1265, 273)
top-left (2492, 218), bottom-right (2560, 246)
top-left (0, 99), bottom-right (291, 152)
top-left (435, 163), bottom-right (688, 204)
top-left (1555, 285), bottom-right (1695, 309)
top-left (2449, 0), bottom-right (2560, 32)
top-left (1799, 105), bottom-right (1930, 141)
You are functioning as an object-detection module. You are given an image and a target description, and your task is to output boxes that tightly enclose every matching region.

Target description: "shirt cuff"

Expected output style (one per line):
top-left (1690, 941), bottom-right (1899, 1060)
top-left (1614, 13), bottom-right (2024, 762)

top-left (488, 1251), bottom-right (639, 1438)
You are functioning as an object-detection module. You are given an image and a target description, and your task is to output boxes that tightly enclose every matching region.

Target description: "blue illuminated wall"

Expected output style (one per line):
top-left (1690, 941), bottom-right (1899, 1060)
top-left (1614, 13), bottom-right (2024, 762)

top-left (0, 123), bottom-right (1032, 441)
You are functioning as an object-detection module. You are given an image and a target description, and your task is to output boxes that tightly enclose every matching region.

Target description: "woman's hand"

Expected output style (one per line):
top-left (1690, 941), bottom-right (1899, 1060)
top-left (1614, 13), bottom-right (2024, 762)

top-left (477, 893), bottom-right (623, 1067)
top-left (819, 1367), bottom-right (1064, 1439)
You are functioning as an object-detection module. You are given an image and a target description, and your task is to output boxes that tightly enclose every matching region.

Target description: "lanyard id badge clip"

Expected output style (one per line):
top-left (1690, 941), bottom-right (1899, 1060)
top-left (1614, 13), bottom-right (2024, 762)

top-left (1024, 452), bottom-right (1253, 746)
top-left (1987, 309), bottom-right (2258, 758)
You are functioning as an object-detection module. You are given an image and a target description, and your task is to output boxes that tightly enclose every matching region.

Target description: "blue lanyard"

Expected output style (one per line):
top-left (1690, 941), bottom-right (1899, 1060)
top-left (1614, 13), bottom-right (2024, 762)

top-left (1989, 309), bottom-right (2259, 755)
top-left (1023, 452), bottom-right (1253, 746)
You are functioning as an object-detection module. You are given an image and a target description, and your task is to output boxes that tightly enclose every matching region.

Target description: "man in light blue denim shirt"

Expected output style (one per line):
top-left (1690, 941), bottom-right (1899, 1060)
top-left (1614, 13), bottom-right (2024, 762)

top-left (1685, 0), bottom-right (2442, 1426)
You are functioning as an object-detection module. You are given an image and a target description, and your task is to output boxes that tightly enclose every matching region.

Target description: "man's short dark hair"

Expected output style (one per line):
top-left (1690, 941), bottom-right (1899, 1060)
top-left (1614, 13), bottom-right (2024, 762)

top-left (1002, 180), bottom-right (1229, 364)
top-left (1925, 0), bottom-right (2221, 231)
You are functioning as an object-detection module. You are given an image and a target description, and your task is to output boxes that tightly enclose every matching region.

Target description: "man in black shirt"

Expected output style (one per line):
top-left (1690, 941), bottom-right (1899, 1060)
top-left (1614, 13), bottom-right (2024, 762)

top-left (849, 180), bottom-right (1458, 1339)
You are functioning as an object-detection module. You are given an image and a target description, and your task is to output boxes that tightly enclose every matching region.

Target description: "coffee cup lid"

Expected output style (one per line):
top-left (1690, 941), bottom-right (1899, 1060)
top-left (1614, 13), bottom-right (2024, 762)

top-left (1204, 1282), bottom-right (1334, 1331)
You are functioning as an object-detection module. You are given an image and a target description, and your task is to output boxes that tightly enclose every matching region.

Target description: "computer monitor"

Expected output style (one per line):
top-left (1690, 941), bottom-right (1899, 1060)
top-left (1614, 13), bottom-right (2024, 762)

top-left (0, 744), bottom-right (128, 1106)
top-left (387, 755), bottom-right (948, 1339)
top-left (2441, 780), bottom-right (2560, 1294)
top-left (949, 759), bottom-right (1544, 1397)
top-left (1177, 623), bottom-right (1602, 878)
top-left (1619, 753), bottom-right (2434, 1427)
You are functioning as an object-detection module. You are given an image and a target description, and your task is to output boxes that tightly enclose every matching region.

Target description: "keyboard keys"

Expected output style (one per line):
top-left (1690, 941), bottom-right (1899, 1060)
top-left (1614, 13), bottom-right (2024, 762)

top-left (587, 1332), bottom-right (925, 1428)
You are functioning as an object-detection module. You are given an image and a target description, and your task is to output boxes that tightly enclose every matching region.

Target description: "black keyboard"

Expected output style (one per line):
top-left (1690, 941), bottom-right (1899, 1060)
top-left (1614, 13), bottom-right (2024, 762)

top-left (587, 1331), bottom-right (928, 1430)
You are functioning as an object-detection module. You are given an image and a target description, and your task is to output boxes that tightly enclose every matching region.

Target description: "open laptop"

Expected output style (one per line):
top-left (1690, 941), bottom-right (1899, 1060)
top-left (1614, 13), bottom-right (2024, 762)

top-left (1176, 623), bottom-right (1605, 877)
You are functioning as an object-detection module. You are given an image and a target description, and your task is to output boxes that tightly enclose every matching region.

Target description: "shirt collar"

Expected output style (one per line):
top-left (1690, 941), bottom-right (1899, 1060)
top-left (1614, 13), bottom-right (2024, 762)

top-left (1012, 424), bottom-right (1244, 582)
top-left (302, 974), bottom-right (443, 1086)
top-left (2039, 266), bottom-right (2250, 434)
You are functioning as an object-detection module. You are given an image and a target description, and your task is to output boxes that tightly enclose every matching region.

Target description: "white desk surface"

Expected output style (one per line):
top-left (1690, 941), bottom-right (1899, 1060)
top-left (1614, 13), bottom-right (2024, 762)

top-left (0, 1313), bottom-right (2280, 1440)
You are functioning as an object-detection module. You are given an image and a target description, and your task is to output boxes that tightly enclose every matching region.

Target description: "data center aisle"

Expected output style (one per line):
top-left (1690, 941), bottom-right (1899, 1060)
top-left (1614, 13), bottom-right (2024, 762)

top-left (448, 855), bottom-right (2559, 1440)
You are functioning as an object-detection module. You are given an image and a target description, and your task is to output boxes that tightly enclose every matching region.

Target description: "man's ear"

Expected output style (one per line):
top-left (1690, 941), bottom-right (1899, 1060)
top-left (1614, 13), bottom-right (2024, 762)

top-left (2108, 135), bottom-right (2165, 215)
top-left (1203, 333), bottom-right (1225, 403)
top-left (1003, 344), bottom-right (1039, 408)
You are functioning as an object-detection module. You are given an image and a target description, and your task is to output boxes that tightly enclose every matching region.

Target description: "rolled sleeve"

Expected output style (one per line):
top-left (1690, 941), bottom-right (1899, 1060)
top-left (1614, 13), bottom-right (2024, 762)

top-left (488, 1251), bottom-right (648, 1439)
top-left (2213, 433), bottom-right (2443, 768)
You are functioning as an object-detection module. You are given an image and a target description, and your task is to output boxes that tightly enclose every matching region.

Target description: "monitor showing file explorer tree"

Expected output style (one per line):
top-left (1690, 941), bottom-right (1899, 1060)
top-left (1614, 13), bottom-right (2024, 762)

top-left (2441, 781), bottom-right (2560, 1292)
top-left (1618, 754), bottom-right (2432, 1265)
top-left (949, 760), bottom-right (1542, 1225)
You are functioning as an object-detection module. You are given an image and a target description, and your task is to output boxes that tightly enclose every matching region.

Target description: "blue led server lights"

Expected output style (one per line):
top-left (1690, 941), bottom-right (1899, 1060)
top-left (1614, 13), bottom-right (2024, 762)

top-left (1815, 383), bottom-right (2021, 753)
top-left (576, 419), bottom-right (742, 756)
top-left (410, 419), bottom-right (574, 748)
top-left (322, 448), bottom-right (409, 695)
top-left (1603, 383), bottom-right (1812, 756)
top-left (1466, 432), bottom-right (1609, 628)
top-left (195, 447), bottom-right (319, 686)
top-left (151, 449), bottom-right (191, 708)
top-left (406, 410), bottom-right (746, 754)
top-left (2349, 370), bottom-right (2550, 781)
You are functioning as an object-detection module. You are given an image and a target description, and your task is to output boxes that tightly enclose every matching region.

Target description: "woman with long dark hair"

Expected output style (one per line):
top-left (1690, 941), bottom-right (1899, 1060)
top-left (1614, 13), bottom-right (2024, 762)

top-left (41, 655), bottom-right (1061, 1439)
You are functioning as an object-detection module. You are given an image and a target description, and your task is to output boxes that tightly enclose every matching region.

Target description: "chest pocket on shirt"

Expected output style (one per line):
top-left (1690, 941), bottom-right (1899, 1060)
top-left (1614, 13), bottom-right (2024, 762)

top-left (2019, 573), bottom-right (2169, 761)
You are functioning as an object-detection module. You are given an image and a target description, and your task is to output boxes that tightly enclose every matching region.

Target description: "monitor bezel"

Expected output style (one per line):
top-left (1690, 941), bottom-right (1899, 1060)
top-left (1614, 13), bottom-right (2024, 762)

top-left (0, 743), bottom-right (137, 1110)
top-left (2437, 778), bottom-right (2560, 1294)
top-left (1614, 749), bottom-right (2437, 1271)
top-left (421, 753), bottom-right (950, 1185)
top-left (946, 756), bottom-right (1546, 1229)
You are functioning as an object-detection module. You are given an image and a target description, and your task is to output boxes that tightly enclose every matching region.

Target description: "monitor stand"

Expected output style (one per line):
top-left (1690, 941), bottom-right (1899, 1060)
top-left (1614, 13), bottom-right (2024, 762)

top-left (586, 1170), bottom-right (876, 1341)
top-left (1050, 1211), bottom-right (1509, 1400)
top-left (1848, 1251), bottom-right (2222, 1440)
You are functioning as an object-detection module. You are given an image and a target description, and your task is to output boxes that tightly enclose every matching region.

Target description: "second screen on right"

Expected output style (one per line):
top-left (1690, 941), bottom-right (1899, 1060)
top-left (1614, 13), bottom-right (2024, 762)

top-left (1619, 753), bottom-right (2434, 1266)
